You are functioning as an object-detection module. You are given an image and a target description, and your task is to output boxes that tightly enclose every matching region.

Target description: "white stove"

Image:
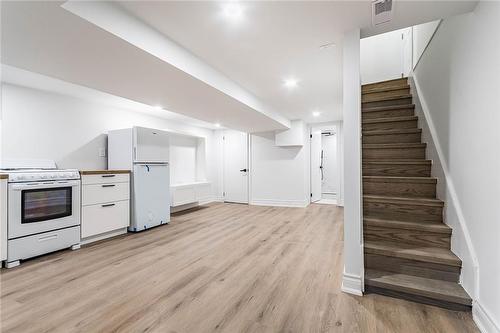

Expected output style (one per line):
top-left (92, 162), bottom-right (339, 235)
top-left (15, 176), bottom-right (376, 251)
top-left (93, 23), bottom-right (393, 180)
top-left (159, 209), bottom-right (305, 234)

top-left (3, 169), bottom-right (80, 183)
top-left (1, 160), bottom-right (81, 268)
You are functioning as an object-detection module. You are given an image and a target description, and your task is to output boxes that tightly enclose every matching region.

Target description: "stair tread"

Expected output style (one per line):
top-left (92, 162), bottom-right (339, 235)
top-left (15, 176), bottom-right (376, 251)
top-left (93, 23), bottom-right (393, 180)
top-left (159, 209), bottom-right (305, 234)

top-left (363, 159), bottom-right (431, 165)
top-left (362, 85), bottom-right (410, 95)
top-left (363, 143), bottom-right (426, 149)
top-left (363, 194), bottom-right (444, 206)
top-left (365, 269), bottom-right (471, 305)
top-left (362, 116), bottom-right (417, 124)
top-left (364, 217), bottom-right (451, 234)
top-left (363, 104), bottom-right (415, 112)
top-left (364, 241), bottom-right (461, 266)
top-left (362, 94), bottom-right (412, 103)
top-left (363, 176), bottom-right (437, 183)
top-left (363, 128), bottom-right (422, 136)
top-left (362, 77), bottom-right (408, 88)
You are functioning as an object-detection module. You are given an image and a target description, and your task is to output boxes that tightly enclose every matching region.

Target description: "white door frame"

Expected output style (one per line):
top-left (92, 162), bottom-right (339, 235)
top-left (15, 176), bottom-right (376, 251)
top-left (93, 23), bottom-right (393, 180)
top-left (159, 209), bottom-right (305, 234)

top-left (309, 122), bottom-right (343, 205)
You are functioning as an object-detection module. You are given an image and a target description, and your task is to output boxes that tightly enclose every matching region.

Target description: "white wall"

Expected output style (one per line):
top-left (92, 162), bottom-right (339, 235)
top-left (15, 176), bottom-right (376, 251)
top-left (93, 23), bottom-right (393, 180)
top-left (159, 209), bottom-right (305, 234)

top-left (361, 27), bottom-right (412, 84)
top-left (169, 135), bottom-right (205, 185)
top-left (413, 2), bottom-right (500, 331)
top-left (342, 28), bottom-right (363, 296)
top-left (412, 20), bottom-right (440, 69)
top-left (250, 128), bottom-right (310, 208)
top-left (1, 83), bottom-right (223, 200)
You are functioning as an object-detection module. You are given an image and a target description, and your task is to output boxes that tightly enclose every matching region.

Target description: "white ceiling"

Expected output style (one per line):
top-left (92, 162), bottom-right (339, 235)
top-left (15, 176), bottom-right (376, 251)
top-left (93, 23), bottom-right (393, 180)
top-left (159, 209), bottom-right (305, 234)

top-left (117, 0), bottom-right (477, 123)
top-left (2, 65), bottom-right (219, 130)
top-left (1, 1), bottom-right (289, 133)
top-left (1, 1), bottom-right (477, 131)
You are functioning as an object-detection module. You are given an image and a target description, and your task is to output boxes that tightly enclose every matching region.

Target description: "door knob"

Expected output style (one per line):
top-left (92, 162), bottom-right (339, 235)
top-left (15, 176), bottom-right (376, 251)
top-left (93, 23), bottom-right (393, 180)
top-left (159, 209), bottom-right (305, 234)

top-left (239, 168), bottom-right (248, 172)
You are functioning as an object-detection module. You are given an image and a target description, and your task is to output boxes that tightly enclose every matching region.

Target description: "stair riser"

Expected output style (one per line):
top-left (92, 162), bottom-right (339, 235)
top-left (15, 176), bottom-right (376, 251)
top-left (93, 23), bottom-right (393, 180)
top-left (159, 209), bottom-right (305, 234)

top-left (362, 108), bottom-right (414, 120)
top-left (363, 180), bottom-right (436, 198)
top-left (362, 78), bottom-right (408, 92)
top-left (362, 87), bottom-right (411, 102)
top-left (365, 286), bottom-right (471, 311)
top-left (363, 163), bottom-right (431, 177)
top-left (364, 254), bottom-right (459, 282)
top-left (362, 119), bottom-right (417, 131)
top-left (363, 147), bottom-right (426, 159)
top-left (362, 132), bottom-right (421, 144)
top-left (362, 97), bottom-right (412, 109)
top-left (364, 225), bottom-right (450, 248)
top-left (363, 200), bottom-right (443, 223)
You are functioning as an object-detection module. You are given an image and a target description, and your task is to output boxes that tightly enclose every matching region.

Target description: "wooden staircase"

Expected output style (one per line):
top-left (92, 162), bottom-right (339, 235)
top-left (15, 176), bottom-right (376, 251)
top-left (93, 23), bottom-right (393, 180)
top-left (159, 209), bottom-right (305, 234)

top-left (361, 77), bottom-right (472, 311)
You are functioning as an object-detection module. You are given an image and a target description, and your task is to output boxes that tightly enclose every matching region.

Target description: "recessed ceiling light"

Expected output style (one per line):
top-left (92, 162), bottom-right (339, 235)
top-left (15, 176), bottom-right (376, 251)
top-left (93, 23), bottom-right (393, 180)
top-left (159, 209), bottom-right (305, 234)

top-left (283, 78), bottom-right (299, 89)
top-left (312, 111), bottom-right (321, 117)
top-left (222, 3), bottom-right (244, 21)
top-left (153, 105), bottom-right (163, 110)
top-left (215, 123), bottom-right (221, 128)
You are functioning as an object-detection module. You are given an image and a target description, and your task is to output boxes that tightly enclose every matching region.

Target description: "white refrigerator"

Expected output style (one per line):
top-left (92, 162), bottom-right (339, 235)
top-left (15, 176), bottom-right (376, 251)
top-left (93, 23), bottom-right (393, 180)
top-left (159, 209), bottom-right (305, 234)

top-left (108, 127), bottom-right (171, 232)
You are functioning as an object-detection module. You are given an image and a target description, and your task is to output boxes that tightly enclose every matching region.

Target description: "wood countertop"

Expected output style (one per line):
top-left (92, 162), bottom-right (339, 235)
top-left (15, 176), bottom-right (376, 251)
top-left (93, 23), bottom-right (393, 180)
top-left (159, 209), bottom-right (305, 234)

top-left (0, 174), bottom-right (8, 180)
top-left (80, 170), bottom-right (131, 175)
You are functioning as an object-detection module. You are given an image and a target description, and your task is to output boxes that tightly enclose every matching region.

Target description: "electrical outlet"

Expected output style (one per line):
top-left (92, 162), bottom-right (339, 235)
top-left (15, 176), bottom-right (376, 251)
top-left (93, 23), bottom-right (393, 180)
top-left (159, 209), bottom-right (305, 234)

top-left (99, 148), bottom-right (106, 157)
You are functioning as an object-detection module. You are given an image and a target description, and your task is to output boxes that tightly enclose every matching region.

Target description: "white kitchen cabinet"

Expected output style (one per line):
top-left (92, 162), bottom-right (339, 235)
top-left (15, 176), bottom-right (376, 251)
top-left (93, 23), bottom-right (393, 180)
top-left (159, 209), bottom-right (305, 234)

top-left (80, 171), bottom-right (130, 244)
top-left (171, 181), bottom-right (212, 207)
top-left (0, 175), bottom-right (7, 262)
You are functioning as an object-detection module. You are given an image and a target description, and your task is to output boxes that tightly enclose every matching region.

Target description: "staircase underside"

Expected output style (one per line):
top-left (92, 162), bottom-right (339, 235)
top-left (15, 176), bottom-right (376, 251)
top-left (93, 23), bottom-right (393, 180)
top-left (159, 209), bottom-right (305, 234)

top-left (361, 77), bottom-right (471, 310)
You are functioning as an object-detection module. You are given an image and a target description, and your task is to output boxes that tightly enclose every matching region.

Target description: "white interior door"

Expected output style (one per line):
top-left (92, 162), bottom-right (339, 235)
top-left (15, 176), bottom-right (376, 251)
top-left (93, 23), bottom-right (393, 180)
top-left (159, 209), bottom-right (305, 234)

top-left (223, 130), bottom-right (249, 204)
top-left (310, 130), bottom-right (322, 202)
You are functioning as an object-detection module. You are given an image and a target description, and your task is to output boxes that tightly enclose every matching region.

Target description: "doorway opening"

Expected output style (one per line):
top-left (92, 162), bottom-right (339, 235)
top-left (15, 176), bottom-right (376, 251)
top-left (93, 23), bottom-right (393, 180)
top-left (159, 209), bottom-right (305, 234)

top-left (310, 123), bottom-right (342, 206)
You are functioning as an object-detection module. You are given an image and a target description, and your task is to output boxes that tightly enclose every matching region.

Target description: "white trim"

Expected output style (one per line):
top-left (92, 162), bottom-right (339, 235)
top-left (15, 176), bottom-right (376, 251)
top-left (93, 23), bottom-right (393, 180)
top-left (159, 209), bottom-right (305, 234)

top-left (207, 196), bottom-right (225, 204)
top-left (250, 199), bottom-right (309, 208)
top-left (341, 271), bottom-right (363, 296)
top-left (412, 20), bottom-right (442, 71)
top-left (412, 74), bottom-right (480, 299)
top-left (80, 228), bottom-right (127, 245)
top-left (473, 301), bottom-right (500, 333)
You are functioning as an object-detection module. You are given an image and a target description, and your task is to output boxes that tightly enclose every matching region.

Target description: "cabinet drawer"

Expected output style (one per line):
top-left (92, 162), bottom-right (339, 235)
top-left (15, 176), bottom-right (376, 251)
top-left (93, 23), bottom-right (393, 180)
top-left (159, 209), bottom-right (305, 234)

top-left (82, 182), bottom-right (130, 206)
top-left (81, 173), bottom-right (129, 185)
top-left (81, 200), bottom-right (130, 238)
top-left (8, 226), bottom-right (80, 262)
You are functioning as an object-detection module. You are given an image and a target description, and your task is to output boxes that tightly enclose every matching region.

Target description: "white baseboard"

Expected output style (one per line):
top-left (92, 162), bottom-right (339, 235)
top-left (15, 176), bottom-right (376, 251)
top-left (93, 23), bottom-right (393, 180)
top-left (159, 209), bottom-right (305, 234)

top-left (199, 196), bottom-right (223, 205)
top-left (171, 197), bottom-right (224, 213)
top-left (80, 228), bottom-right (128, 245)
top-left (341, 272), bottom-right (363, 296)
top-left (473, 301), bottom-right (500, 333)
top-left (250, 198), bottom-right (309, 208)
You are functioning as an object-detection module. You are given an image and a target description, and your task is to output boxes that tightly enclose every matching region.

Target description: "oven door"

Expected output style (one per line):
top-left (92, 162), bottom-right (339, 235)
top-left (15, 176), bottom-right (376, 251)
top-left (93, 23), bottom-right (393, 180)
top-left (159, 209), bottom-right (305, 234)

top-left (8, 180), bottom-right (81, 239)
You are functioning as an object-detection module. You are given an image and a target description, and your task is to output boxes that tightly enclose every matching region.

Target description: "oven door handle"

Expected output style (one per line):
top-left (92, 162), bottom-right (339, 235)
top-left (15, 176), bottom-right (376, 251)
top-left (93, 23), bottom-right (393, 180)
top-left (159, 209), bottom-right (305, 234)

top-left (10, 180), bottom-right (80, 191)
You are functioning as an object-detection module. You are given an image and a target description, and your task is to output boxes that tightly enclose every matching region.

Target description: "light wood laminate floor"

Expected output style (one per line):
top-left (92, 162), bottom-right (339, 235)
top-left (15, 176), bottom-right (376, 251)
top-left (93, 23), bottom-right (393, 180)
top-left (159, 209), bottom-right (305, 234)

top-left (0, 203), bottom-right (478, 333)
